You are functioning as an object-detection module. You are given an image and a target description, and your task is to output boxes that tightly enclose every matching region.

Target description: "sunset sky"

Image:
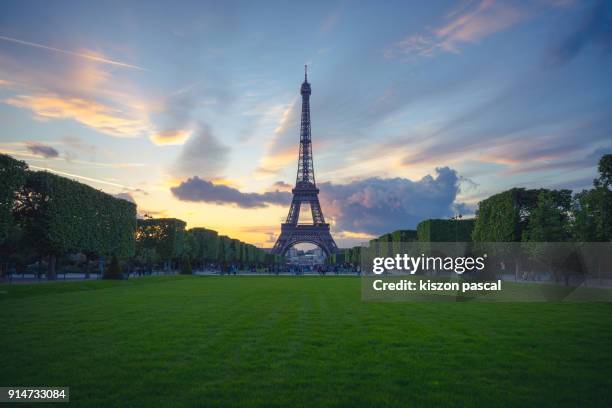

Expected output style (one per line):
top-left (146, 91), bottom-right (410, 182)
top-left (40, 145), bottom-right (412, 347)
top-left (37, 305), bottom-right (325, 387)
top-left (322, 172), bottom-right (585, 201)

top-left (1, 0), bottom-right (611, 247)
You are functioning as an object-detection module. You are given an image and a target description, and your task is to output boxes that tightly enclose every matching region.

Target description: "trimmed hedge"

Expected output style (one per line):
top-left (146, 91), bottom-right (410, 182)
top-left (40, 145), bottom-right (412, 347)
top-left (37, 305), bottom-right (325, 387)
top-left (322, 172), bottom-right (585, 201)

top-left (472, 188), bottom-right (542, 242)
top-left (417, 219), bottom-right (475, 242)
top-left (136, 218), bottom-right (185, 262)
top-left (105, 255), bottom-right (123, 279)
top-left (391, 229), bottom-right (417, 254)
top-left (0, 154), bottom-right (27, 244)
top-left (218, 235), bottom-right (232, 262)
top-left (0, 154), bottom-right (280, 271)
top-left (186, 228), bottom-right (219, 262)
top-left (231, 239), bottom-right (242, 262)
top-left (19, 170), bottom-right (136, 258)
top-left (391, 229), bottom-right (417, 242)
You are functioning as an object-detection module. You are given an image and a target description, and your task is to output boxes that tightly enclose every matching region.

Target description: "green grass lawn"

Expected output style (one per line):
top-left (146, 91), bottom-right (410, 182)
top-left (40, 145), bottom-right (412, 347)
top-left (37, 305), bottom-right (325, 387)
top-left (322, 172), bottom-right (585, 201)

top-left (1, 276), bottom-right (612, 407)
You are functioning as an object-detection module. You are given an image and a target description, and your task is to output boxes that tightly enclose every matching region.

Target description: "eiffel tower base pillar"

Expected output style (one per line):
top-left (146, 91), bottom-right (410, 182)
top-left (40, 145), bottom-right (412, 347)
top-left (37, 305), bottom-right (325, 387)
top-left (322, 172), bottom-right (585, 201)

top-left (272, 223), bottom-right (338, 257)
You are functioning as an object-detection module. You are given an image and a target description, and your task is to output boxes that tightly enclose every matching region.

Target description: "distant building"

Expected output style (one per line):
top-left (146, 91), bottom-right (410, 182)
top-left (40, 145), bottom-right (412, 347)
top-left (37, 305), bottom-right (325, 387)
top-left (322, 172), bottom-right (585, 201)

top-left (286, 246), bottom-right (326, 265)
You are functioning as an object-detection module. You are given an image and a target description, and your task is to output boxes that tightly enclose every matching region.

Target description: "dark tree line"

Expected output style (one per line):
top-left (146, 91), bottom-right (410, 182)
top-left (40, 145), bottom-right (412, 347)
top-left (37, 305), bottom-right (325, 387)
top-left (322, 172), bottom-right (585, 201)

top-left (0, 153), bottom-right (282, 280)
top-left (473, 155), bottom-right (612, 243)
top-left (135, 219), bottom-right (282, 275)
top-left (331, 155), bottom-right (612, 269)
top-left (2, 153), bottom-right (610, 278)
top-left (1, 154), bottom-right (136, 279)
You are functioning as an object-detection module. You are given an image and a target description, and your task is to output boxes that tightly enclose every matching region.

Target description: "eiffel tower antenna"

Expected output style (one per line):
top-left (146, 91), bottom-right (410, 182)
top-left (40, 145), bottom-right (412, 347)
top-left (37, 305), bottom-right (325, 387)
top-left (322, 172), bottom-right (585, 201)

top-left (272, 68), bottom-right (338, 258)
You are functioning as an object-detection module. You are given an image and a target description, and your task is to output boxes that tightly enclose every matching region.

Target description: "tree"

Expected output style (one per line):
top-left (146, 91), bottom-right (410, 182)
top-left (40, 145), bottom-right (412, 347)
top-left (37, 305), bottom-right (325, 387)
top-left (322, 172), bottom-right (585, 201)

top-left (186, 228), bottom-right (219, 264)
top-left (572, 188), bottom-right (611, 241)
top-left (522, 190), bottom-right (572, 243)
top-left (417, 219), bottom-right (475, 242)
top-left (521, 190), bottom-right (573, 283)
top-left (230, 239), bottom-right (241, 263)
top-left (472, 188), bottom-right (542, 242)
top-left (594, 154), bottom-right (612, 189)
top-left (0, 154), bottom-right (27, 245)
top-left (573, 155), bottom-right (612, 242)
top-left (472, 188), bottom-right (549, 280)
top-left (218, 236), bottom-right (232, 263)
top-left (104, 255), bottom-right (122, 279)
top-left (180, 255), bottom-right (192, 275)
top-left (14, 170), bottom-right (137, 279)
top-left (134, 246), bottom-right (159, 274)
top-left (136, 218), bottom-right (186, 270)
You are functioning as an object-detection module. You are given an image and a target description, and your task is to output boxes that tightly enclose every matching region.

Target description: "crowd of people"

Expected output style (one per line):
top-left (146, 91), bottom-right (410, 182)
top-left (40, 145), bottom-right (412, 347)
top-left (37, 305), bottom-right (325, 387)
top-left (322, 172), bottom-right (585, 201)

top-left (1, 259), bottom-right (362, 282)
top-left (202, 262), bottom-right (361, 276)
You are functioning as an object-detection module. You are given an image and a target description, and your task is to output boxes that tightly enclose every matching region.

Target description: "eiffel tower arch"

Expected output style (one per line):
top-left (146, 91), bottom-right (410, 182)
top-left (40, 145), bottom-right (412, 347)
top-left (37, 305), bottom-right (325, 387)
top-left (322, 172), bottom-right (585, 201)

top-left (272, 66), bottom-right (338, 258)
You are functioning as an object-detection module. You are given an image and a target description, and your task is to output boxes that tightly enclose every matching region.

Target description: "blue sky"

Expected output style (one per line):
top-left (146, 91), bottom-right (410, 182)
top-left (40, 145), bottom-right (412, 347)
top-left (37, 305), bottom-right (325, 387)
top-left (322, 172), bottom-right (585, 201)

top-left (1, 0), bottom-right (611, 247)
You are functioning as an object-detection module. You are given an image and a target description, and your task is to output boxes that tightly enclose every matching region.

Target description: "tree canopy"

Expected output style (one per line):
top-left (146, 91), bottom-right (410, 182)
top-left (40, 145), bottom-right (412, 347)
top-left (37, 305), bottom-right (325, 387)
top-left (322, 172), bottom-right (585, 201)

top-left (15, 170), bottom-right (136, 258)
top-left (0, 154), bottom-right (27, 245)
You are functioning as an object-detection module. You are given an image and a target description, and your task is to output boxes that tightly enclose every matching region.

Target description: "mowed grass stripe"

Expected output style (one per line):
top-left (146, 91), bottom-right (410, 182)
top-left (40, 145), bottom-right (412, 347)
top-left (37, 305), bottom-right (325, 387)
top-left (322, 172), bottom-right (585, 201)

top-left (1, 276), bottom-right (611, 407)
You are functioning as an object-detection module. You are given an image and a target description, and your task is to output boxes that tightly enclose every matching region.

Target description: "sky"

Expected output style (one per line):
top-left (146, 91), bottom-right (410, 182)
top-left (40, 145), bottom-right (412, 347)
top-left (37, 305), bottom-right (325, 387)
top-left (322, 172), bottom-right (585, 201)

top-left (1, 0), bottom-right (611, 248)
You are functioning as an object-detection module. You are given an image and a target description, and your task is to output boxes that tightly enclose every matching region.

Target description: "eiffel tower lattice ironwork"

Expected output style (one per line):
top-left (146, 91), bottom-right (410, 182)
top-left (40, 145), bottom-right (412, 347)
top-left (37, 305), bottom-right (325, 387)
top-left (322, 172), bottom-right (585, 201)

top-left (272, 66), bottom-right (338, 257)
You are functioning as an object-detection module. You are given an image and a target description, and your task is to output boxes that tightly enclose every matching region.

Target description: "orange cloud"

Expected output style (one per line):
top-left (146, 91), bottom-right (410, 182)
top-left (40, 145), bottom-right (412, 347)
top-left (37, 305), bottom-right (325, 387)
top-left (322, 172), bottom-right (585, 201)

top-left (150, 129), bottom-right (192, 146)
top-left (5, 93), bottom-right (149, 137)
top-left (252, 99), bottom-right (300, 177)
top-left (334, 230), bottom-right (375, 240)
top-left (254, 146), bottom-right (297, 177)
top-left (273, 99), bottom-right (298, 135)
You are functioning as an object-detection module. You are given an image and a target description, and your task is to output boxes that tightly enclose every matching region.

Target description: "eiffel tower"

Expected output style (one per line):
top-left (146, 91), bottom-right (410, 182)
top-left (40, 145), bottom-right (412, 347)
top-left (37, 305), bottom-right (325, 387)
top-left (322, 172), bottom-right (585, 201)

top-left (272, 66), bottom-right (338, 258)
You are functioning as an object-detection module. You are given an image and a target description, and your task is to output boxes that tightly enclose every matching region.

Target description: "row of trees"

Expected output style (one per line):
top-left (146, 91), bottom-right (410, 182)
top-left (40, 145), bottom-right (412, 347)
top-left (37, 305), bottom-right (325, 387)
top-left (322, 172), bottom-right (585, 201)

top-left (0, 154), bottom-right (281, 280)
top-left (1, 154), bottom-right (136, 279)
top-left (329, 154), bottom-right (612, 267)
top-left (468, 156), bottom-right (612, 281)
top-left (328, 218), bottom-right (476, 266)
top-left (135, 219), bottom-right (283, 274)
top-left (2, 152), bottom-right (610, 278)
top-left (473, 156), bottom-right (612, 243)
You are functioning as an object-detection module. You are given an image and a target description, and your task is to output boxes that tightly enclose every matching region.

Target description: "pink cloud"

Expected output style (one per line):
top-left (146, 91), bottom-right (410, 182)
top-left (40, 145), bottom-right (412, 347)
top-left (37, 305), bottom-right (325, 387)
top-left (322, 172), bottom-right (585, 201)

top-left (385, 0), bottom-right (569, 58)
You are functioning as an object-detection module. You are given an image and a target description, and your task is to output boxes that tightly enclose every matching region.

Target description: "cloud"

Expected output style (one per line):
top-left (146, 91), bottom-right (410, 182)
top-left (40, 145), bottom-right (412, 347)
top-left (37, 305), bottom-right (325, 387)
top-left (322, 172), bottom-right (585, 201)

top-left (502, 146), bottom-right (612, 175)
top-left (254, 146), bottom-right (297, 177)
top-left (172, 124), bottom-right (230, 178)
top-left (150, 85), bottom-right (200, 138)
top-left (24, 141), bottom-right (59, 158)
top-left (318, 167), bottom-right (465, 235)
top-left (392, 70), bottom-right (612, 177)
top-left (385, 35), bottom-right (440, 58)
top-left (320, 6), bottom-right (342, 34)
top-left (272, 181), bottom-right (293, 191)
top-left (170, 168), bottom-right (469, 236)
top-left (547, 0), bottom-right (612, 66)
top-left (0, 49), bottom-right (159, 141)
top-left (240, 225), bottom-right (279, 245)
top-left (254, 99), bottom-right (300, 176)
top-left (0, 35), bottom-right (145, 70)
top-left (384, 0), bottom-right (551, 58)
top-left (59, 135), bottom-right (100, 159)
top-left (170, 176), bottom-right (291, 208)
top-left (434, 0), bottom-right (524, 51)
top-left (6, 94), bottom-right (149, 137)
top-left (150, 80), bottom-right (236, 144)
top-left (150, 129), bottom-right (192, 146)
top-left (114, 192), bottom-right (136, 203)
